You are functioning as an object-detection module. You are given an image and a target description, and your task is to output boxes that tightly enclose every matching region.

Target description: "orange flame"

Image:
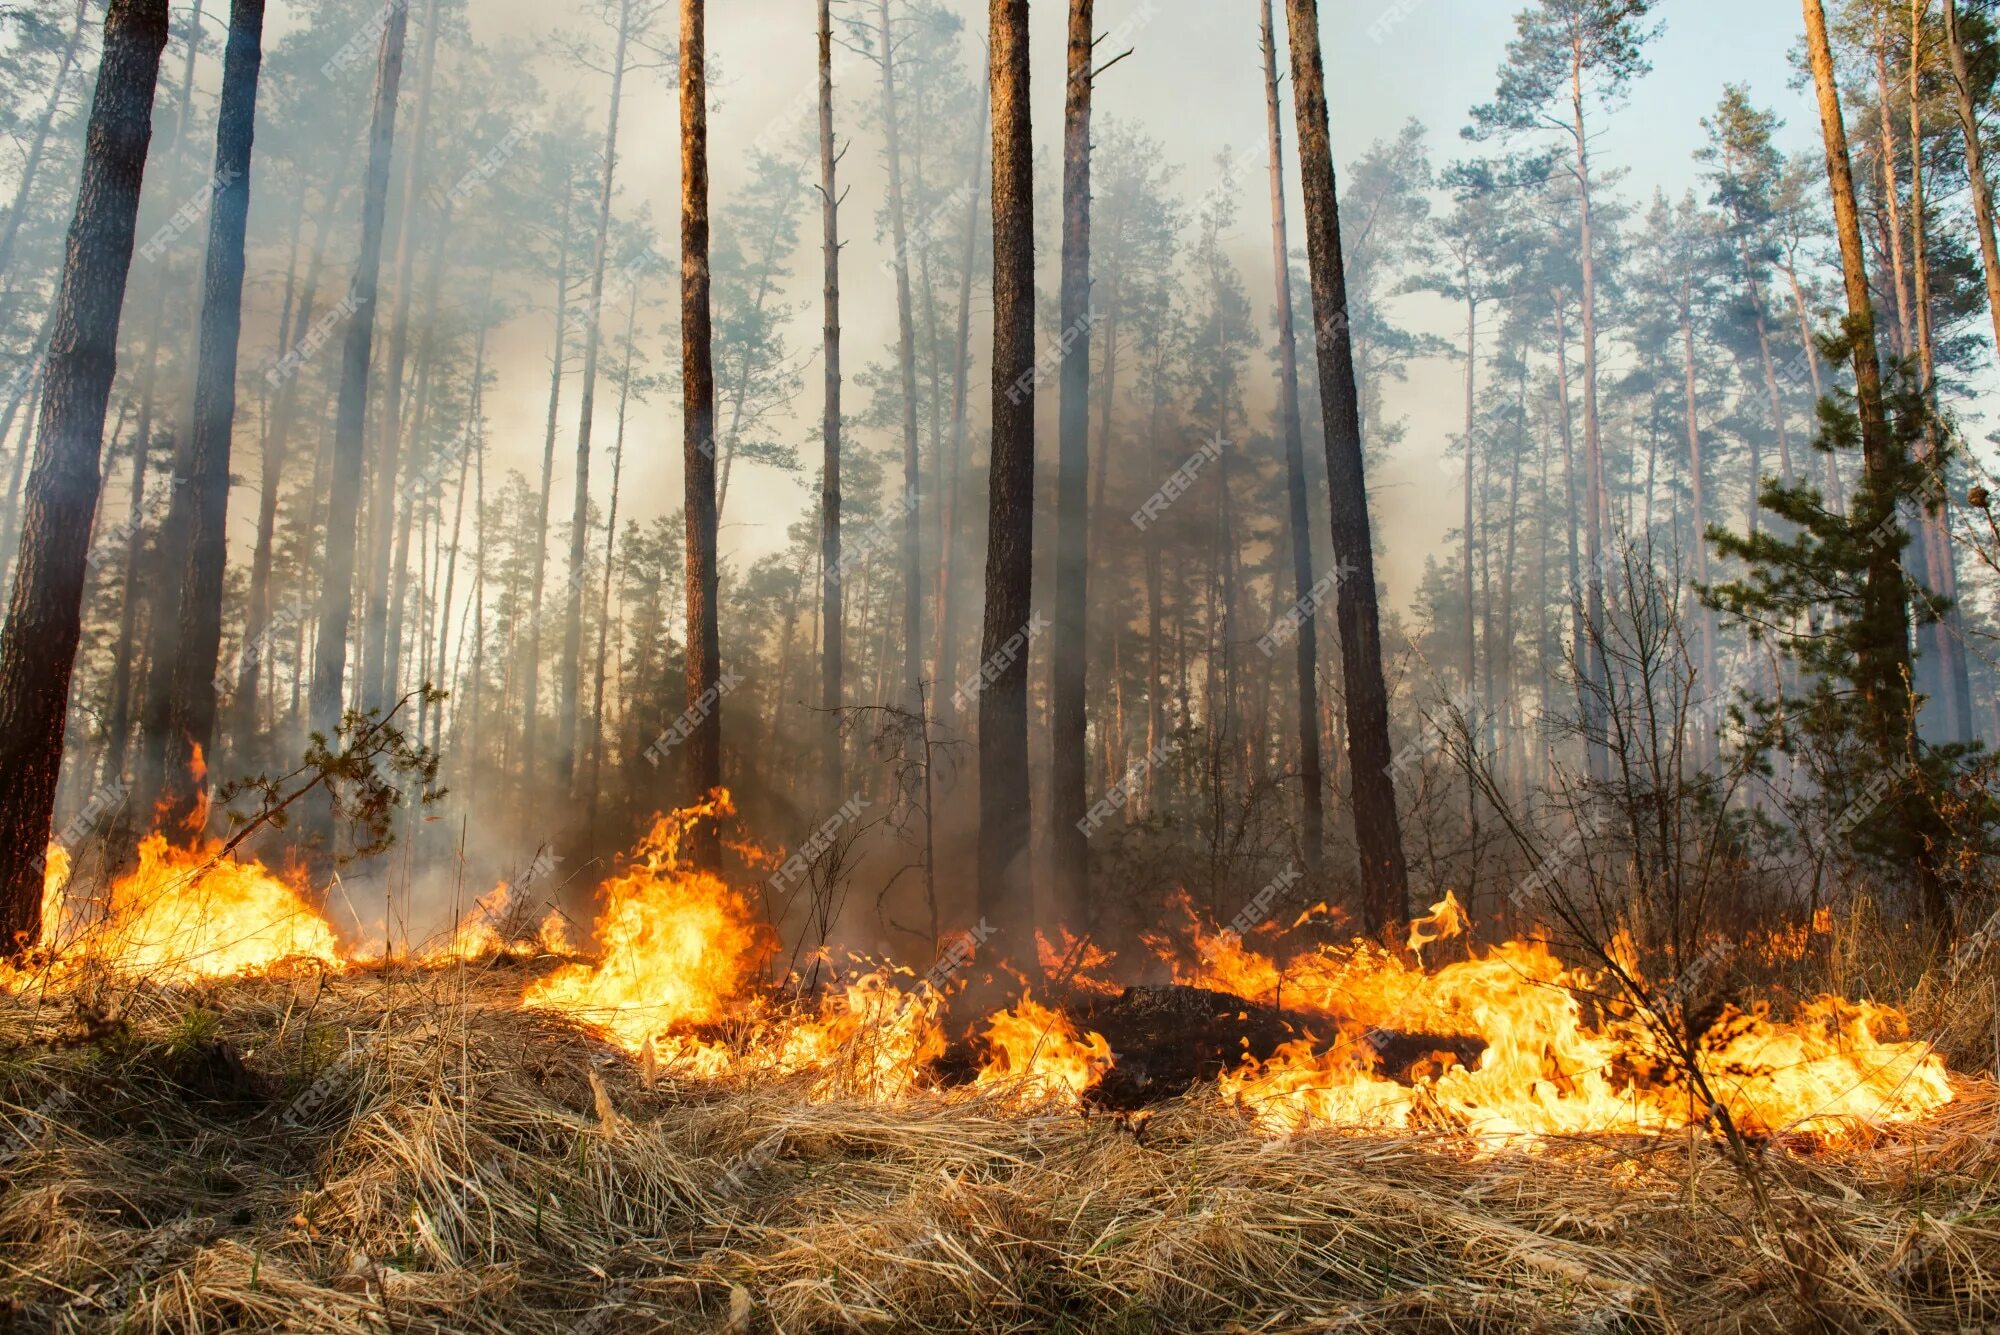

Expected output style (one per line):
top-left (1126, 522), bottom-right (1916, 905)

top-left (15, 833), bottom-right (341, 987)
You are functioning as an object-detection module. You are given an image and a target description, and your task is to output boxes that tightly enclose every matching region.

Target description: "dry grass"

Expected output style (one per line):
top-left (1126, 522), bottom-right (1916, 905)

top-left (0, 960), bottom-right (1994, 1333)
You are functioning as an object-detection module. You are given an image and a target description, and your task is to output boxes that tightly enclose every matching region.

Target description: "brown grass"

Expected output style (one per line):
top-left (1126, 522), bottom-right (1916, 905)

top-left (0, 959), bottom-right (1994, 1333)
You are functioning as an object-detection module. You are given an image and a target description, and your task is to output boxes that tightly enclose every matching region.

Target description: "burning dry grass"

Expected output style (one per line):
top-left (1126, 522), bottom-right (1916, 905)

top-left (0, 961), bottom-right (1995, 1333)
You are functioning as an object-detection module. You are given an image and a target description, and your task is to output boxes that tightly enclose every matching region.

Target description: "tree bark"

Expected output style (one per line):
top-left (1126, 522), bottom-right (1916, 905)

top-left (1569, 43), bottom-right (1610, 781)
top-left (159, 0), bottom-right (265, 826)
top-left (0, 0), bottom-right (169, 947)
top-left (818, 0), bottom-right (844, 807)
top-left (978, 0), bottom-right (1035, 954)
top-left (680, 0), bottom-right (722, 867)
top-left (1801, 0), bottom-right (1919, 769)
top-left (1051, 0), bottom-right (1092, 928)
top-left (1281, 0), bottom-right (1408, 934)
top-left (1944, 0), bottom-right (2000, 356)
top-left (309, 0), bottom-right (407, 740)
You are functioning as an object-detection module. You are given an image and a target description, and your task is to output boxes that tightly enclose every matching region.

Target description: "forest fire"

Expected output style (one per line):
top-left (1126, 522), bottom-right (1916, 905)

top-left (1, 797), bottom-right (1952, 1147)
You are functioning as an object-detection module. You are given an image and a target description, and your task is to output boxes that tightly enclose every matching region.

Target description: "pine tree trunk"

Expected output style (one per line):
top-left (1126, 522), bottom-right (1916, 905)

top-left (309, 1), bottom-right (407, 740)
top-left (360, 0), bottom-right (439, 713)
top-left (0, 0), bottom-right (169, 947)
top-left (1802, 0), bottom-right (1920, 772)
top-left (680, 0), bottom-right (722, 867)
top-left (1569, 53), bottom-right (1610, 782)
top-left (1051, 0), bottom-right (1092, 928)
top-left (159, 0), bottom-right (264, 826)
top-left (1281, 0), bottom-right (1407, 933)
top-left (584, 286), bottom-right (635, 834)
top-left (1945, 0), bottom-right (2000, 357)
top-left (876, 0), bottom-right (924, 730)
top-left (1680, 280), bottom-right (1717, 758)
top-left (978, 0), bottom-right (1035, 953)
top-left (817, 0), bottom-right (844, 807)
top-left (1907, 3), bottom-right (1974, 744)
top-left (523, 180), bottom-right (573, 803)
top-left (932, 91), bottom-right (985, 735)
top-left (560, 0), bottom-right (632, 793)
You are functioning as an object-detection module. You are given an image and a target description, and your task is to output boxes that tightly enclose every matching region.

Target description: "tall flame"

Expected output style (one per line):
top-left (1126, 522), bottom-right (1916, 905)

top-left (18, 833), bottom-right (342, 986)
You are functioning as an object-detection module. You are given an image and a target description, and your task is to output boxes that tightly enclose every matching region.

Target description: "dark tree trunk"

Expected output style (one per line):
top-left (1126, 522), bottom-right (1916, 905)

top-left (1260, 0), bottom-right (1322, 880)
top-left (978, 0), bottom-right (1035, 956)
top-left (1051, 0), bottom-right (1092, 928)
top-left (817, 0), bottom-right (844, 807)
top-left (680, 0), bottom-right (722, 867)
top-left (523, 178), bottom-right (574, 805)
top-left (1281, 0), bottom-right (1408, 934)
top-left (159, 0), bottom-right (265, 826)
top-left (309, 1), bottom-right (407, 739)
top-left (0, 0), bottom-right (169, 948)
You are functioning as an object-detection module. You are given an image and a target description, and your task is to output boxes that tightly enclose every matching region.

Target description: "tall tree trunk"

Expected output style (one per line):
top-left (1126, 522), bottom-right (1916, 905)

top-left (876, 0), bottom-right (924, 731)
top-left (1570, 48), bottom-right (1610, 781)
top-left (933, 91), bottom-right (985, 735)
top-left (523, 178), bottom-right (573, 802)
top-left (1680, 279), bottom-right (1717, 757)
top-left (584, 286), bottom-right (635, 834)
top-left (1944, 0), bottom-right (2000, 356)
top-left (0, 0), bottom-right (168, 947)
top-left (1907, 0), bottom-right (1973, 743)
top-left (1281, 0), bottom-right (1408, 933)
top-left (1876, 30), bottom-right (1917, 359)
top-left (1458, 283), bottom-right (1478, 861)
top-left (817, 0), bottom-right (844, 807)
top-left (160, 0), bottom-right (264, 826)
top-left (360, 0), bottom-right (439, 712)
top-left (309, 1), bottom-right (407, 740)
top-left (560, 0), bottom-right (632, 793)
top-left (978, 0), bottom-right (1035, 953)
top-left (1802, 0), bottom-right (1921, 775)
top-left (386, 207), bottom-right (450, 706)
top-left (236, 168), bottom-right (342, 749)
top-left (1051, 0), bottom-right (1092, 928)
top-left (680, 0), bottom-right (722, 867)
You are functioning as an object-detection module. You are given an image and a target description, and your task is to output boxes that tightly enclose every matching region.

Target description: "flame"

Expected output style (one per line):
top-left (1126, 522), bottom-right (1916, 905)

top-left (974, 998), bottom-right (1114, 1106)
top-left (1405, 889), bottom-right (1468, 958)
top-left (523, 793), bottom-right (767, 1051)
top-left (420, 884), bottom-right (574, 965)
top-left (1194, 929), bottom-right (1951, 1147)
top-left (15, 833), bottom-right (341, 986)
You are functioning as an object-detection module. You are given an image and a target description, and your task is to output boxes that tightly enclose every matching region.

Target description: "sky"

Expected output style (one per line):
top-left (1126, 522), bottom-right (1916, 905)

top-left (445, 0), bottom-right (1830, 614)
